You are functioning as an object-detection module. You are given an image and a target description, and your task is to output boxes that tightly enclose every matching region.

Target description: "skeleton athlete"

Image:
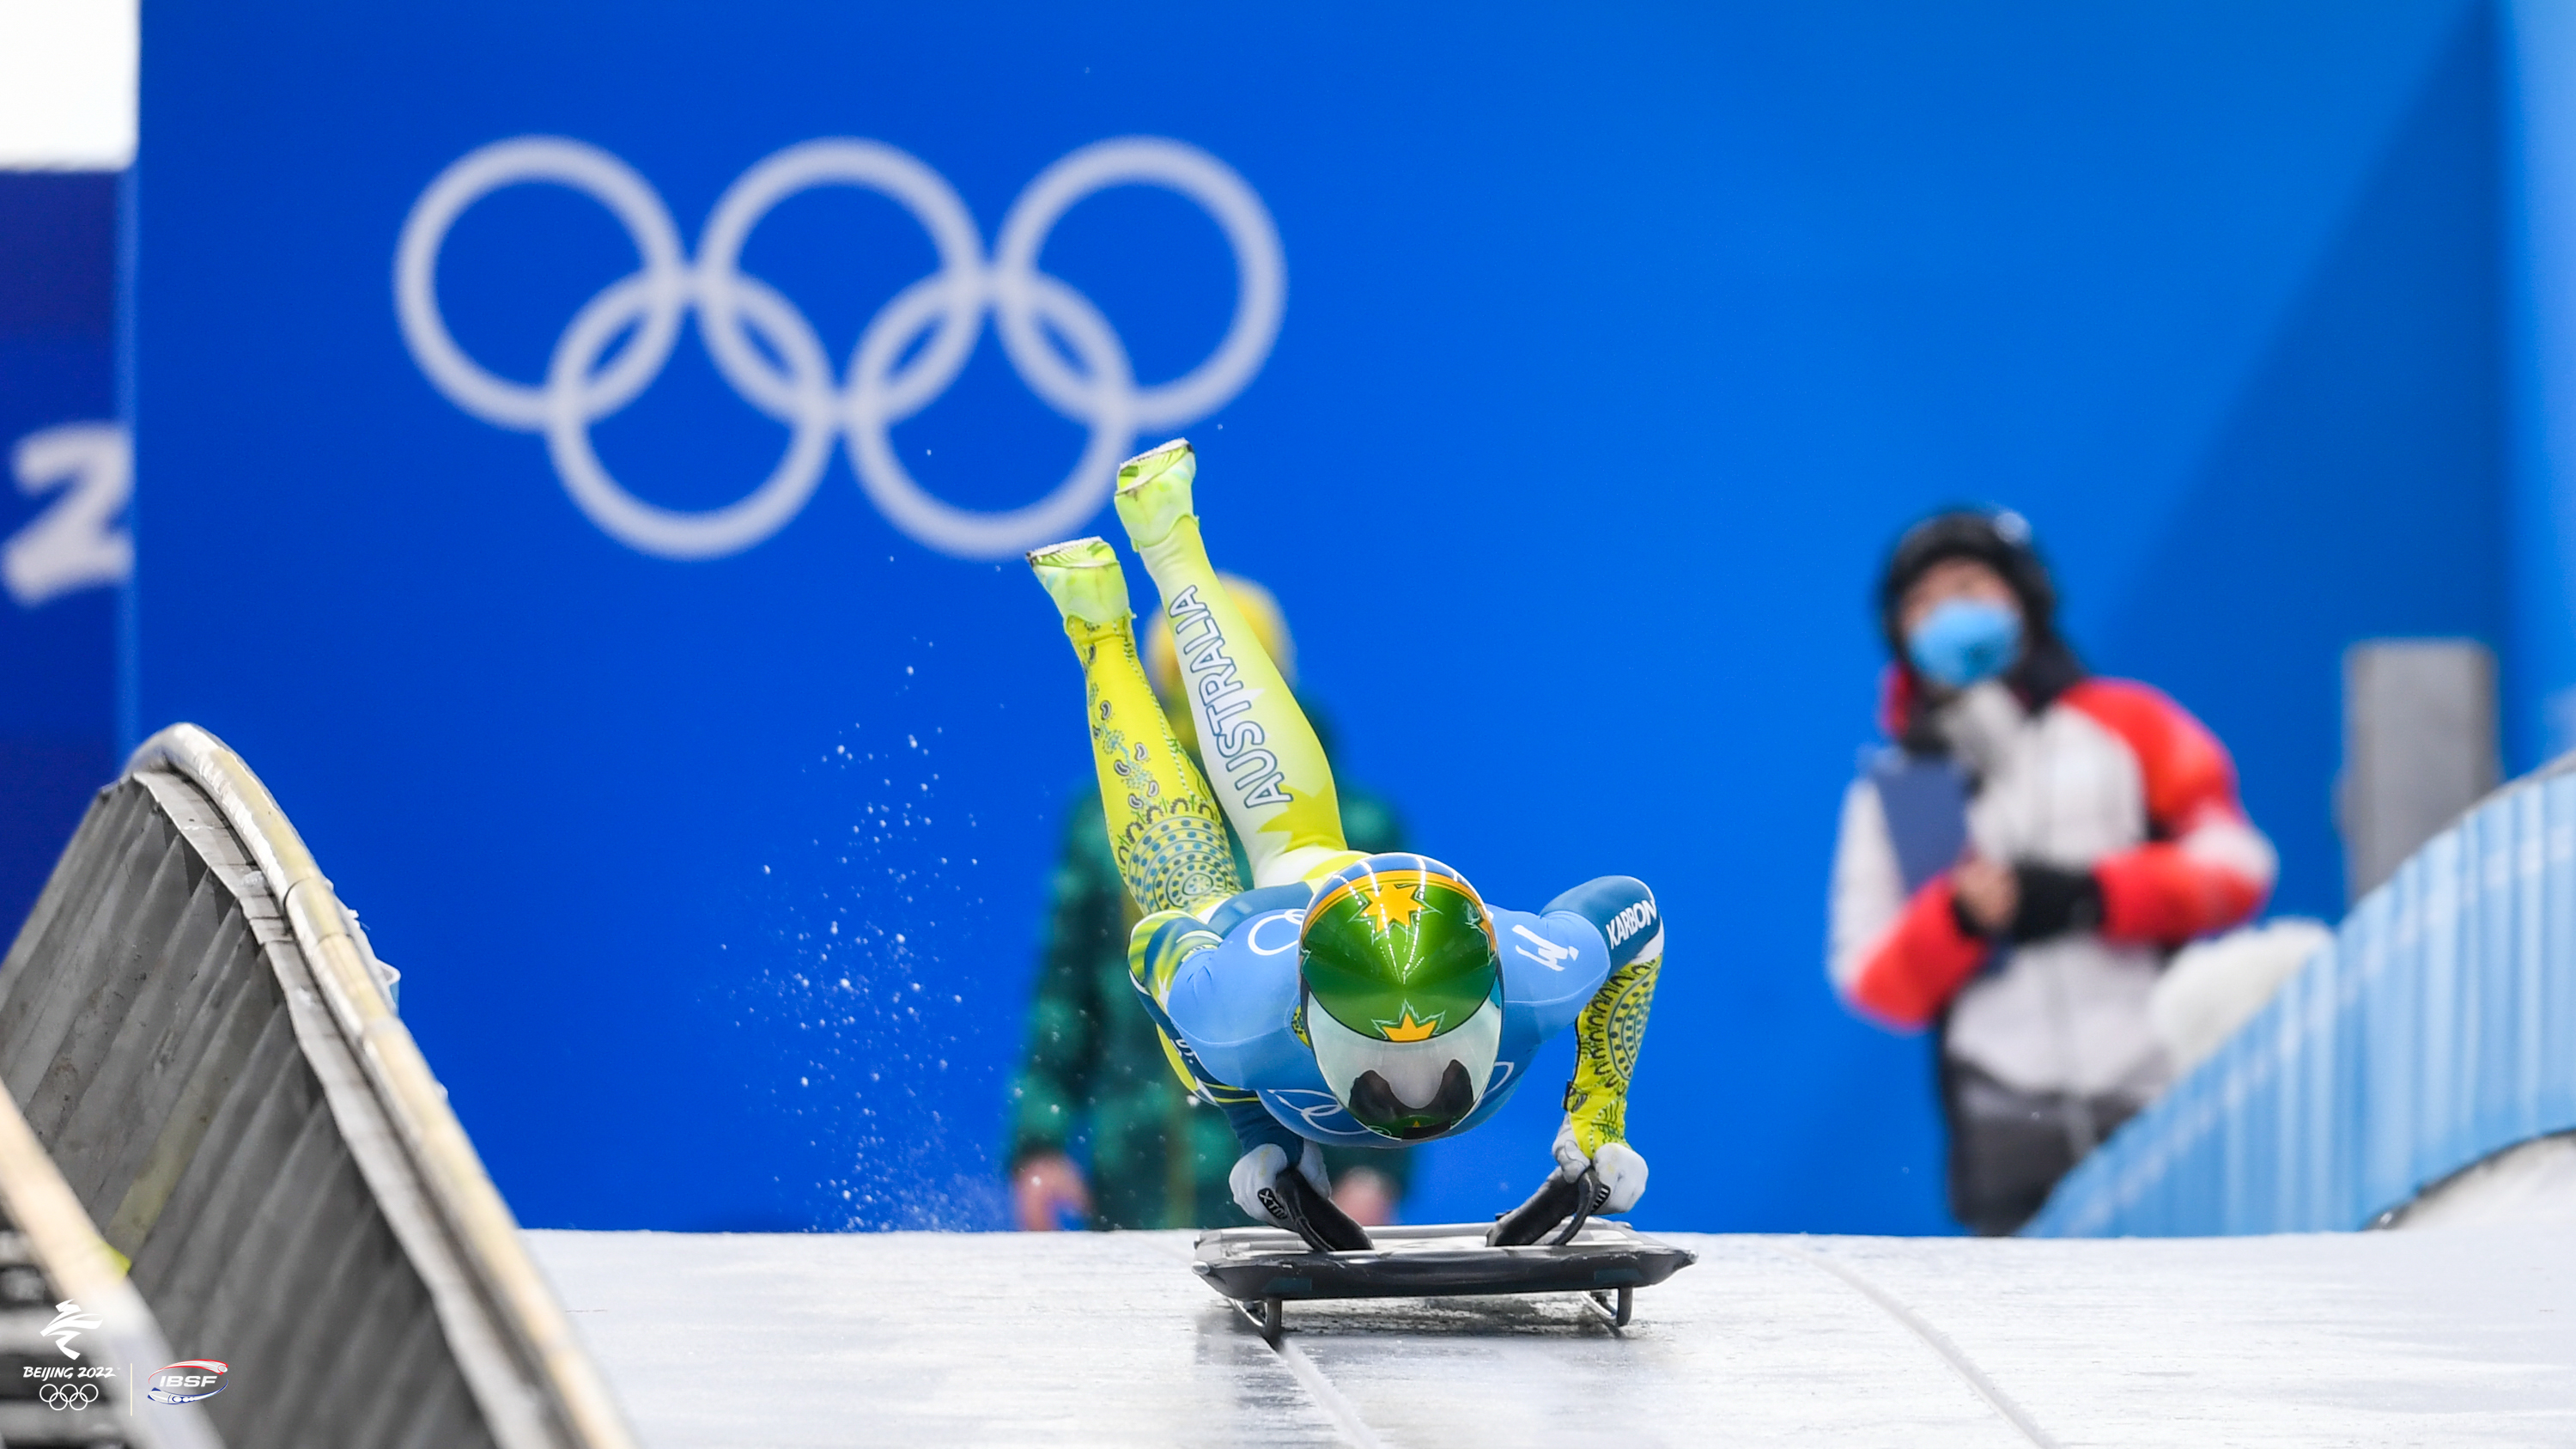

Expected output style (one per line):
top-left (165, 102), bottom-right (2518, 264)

top-left (1024, 440), bottom-right (1667, 1236)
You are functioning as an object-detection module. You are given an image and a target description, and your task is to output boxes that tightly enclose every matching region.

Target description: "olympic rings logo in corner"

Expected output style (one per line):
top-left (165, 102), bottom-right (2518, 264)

top-left (394, 136), bottom-right (1285, 562)
top-left (39, 1382), bottom-right (99, 1410)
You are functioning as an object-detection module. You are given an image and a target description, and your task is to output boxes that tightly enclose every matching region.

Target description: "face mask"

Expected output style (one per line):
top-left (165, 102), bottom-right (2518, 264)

top-left (1907, 598), bottom-right (2022, 690)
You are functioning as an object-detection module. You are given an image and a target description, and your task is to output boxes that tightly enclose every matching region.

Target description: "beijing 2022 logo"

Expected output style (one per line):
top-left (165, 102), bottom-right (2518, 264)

top-left (395, 136), bottom-right (1285, 562)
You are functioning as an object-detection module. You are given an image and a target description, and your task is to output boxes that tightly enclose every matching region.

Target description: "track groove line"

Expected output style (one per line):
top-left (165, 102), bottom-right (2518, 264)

top-left (1169, 1233), bottom-right (1385, 1449)
top-left (1774, 1239), bottom-right (2063, 1449)
top-left (1267, 1335), bottom-right (1389, 1449)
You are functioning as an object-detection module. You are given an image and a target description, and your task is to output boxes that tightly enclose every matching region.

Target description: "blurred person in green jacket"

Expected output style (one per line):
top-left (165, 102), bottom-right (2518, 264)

top-left (1007, 573), bottom-right (1412, 1230)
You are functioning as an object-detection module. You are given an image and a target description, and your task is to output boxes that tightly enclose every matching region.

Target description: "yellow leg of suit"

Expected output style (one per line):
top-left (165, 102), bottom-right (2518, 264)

top-left (1115, 441), bottom-right (1358, 888)
top-left (1030, 539), bottom-right (1243, 916)
top-left (1031, 535), bottom-right (1252, 1105)
top-left (1068, 612), bottom-right (1243, 916)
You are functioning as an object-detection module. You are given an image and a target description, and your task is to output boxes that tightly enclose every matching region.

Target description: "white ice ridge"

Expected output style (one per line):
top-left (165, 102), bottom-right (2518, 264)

top-left (525, 1224), bottom-right (2576, 1448)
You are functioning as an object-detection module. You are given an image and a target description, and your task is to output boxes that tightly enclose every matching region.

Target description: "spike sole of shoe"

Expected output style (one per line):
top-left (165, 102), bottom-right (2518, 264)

top-left (1024, 536), bottom-right (1131, 628)
top-left (1113, 437), bottom-right (1195, 551)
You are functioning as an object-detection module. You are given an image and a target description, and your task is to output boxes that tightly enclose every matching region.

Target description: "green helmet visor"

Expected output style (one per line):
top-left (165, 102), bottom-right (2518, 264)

top-left (1307, 989), bottom-right (1502, 1141)
top-left (1299, 859), bottom-right (1500, 1038)
top-left (1297, 855), bottom-right (1504, 1142)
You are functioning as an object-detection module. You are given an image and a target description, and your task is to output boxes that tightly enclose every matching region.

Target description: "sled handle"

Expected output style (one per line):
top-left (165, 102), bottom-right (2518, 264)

top-left (1551, 1167), bottom-right (1610, 1246)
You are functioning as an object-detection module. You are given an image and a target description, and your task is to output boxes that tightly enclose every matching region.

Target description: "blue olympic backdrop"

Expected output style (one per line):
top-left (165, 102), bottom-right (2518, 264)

top-left (131, 0), bottom-right (2524, 1232)
top-left (0, 173), bottom-right (122, 937)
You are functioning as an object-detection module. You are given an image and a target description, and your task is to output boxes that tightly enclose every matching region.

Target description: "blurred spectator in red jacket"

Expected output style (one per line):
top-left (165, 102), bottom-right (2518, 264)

top-left (1828, 509), bottom-right (2276, 1233)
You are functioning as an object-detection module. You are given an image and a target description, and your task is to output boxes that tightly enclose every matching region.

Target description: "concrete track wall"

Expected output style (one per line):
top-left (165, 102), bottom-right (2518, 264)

top-left (0, 728), bottom-right (633, 1448)
top-left (0, 770), bottom-right (495, 1446)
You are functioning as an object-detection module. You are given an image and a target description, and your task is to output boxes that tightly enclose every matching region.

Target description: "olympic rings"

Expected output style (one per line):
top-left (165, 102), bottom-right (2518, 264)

top-left (39, 1382), bottom-right (99, 1409)
top-left (394, 135), bottom-right (1285, 560)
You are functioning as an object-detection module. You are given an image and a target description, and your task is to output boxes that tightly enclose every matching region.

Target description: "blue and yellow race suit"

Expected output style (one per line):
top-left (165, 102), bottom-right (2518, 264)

top-left (1132, 872), bottom-right (1663, 1160)
top-left (1031, 438), bottom-right (1664, 1195)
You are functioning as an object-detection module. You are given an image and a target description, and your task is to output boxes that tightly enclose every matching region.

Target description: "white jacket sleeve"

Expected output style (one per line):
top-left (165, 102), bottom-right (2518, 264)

top-left (1827, 776), bottom-right (1907, 999)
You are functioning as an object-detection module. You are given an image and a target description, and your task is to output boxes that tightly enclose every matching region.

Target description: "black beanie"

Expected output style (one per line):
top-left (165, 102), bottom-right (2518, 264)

top-left (1876, 508), bottom-right (2083, 734)
top-left (1876, 508), bottom-right (2058, 659)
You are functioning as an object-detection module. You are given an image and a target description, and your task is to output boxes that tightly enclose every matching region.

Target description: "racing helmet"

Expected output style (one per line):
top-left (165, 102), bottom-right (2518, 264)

top-left (1298, 855), bottom-right (1504, 1142)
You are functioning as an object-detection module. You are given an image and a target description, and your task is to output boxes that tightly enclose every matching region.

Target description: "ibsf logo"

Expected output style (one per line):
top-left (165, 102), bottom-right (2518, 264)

top-left (145, 1361), bottom-right (228, 1405)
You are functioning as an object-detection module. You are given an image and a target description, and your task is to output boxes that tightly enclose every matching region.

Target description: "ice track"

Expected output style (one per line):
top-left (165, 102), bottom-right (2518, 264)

top-left (527, 1223), bottom-right (2576, 1449)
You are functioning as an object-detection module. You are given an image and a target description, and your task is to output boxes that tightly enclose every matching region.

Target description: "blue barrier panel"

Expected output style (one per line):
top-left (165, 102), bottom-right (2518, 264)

top-left (2029, 762), bottom-right (2576, 1236)
top-left (137, 0), bottom-right (2511, 1232)
top-left (0, 172), bottom-right (120, 937)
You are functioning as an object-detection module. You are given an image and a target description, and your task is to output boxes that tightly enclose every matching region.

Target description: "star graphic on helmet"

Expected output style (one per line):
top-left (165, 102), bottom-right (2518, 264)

top-left (1360, 879), bottom-right (1423, 933)
top-left (1373, 1006), bottom-right (1442, 1042)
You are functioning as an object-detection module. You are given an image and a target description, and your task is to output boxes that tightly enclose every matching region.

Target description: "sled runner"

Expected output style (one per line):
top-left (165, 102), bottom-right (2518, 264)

top-left (1194, 1169), bottom-right (1698, 1342)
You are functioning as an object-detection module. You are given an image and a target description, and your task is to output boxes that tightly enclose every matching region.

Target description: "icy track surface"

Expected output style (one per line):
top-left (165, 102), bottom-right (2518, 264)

top-left (524, 1225), bottom-right (2576, 1448)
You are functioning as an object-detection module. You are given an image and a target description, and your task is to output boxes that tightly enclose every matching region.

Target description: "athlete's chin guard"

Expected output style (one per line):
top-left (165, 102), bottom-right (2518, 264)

top-left (1485, 1166), bottom-right (1611, 1248)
